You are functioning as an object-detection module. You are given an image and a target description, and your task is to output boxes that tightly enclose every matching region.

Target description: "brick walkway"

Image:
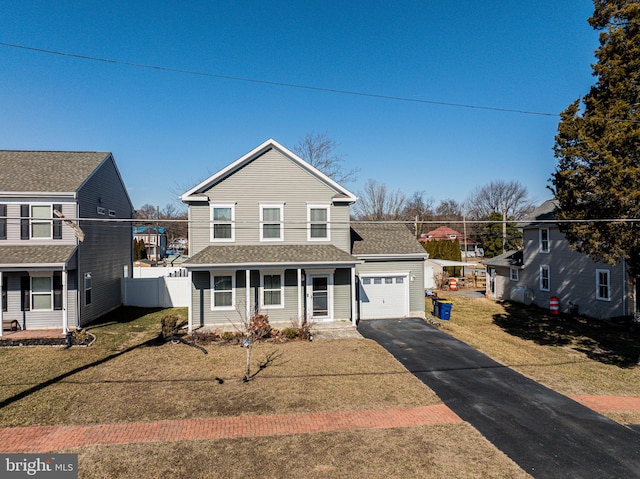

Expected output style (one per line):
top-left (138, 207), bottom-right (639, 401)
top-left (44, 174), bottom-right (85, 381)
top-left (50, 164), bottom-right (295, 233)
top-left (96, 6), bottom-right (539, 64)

top-left (0, 396), bottom-right (637, 453)
top-left (0, 404), bottom-right (462, 453)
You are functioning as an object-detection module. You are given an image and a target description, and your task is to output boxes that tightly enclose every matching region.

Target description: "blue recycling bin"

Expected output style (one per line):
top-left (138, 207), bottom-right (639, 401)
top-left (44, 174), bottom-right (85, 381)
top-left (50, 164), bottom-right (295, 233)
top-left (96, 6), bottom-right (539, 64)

top-left (437, 301), bottom-right (453, 320)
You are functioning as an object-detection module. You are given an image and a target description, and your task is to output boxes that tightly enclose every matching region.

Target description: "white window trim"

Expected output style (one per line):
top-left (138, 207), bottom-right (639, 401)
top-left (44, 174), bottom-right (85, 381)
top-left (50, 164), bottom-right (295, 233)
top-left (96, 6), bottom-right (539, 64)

top-left (84, 272), bottom-right (92, 306)
top-left (510, 268), bottom-right (519, 281)
top-left (210, 203), bottom-right (235, 242)
top-left (260, 270), bottom-right (285, 309)
top-left (31, 274), bottom-right (53, 311)
top-left (539, 228), bottom-right (550, 253)
top-left (210, 271), bottom-right (236, 311)
top-left (31, 204), bottom-right (53, 240)
top-left (596, 269), bottom-right (611, 301)
top-left (539, 265), bottom-right (550, 292)
top-left (260, 203), bottom-right (284, 242)
top-left (307, 204), bottom-right (331, 241)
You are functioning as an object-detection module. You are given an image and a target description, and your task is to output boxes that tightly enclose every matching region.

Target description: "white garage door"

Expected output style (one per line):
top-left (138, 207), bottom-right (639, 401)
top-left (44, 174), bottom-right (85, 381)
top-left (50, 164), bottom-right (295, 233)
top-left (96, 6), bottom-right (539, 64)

top-left (359, 275), bottom-right (409, 319)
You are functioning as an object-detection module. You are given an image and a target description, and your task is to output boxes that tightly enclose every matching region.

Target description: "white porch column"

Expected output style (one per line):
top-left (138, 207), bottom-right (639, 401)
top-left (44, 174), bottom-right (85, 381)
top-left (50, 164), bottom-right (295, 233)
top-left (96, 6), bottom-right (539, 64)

top-left (351, 267), bottom-right (357, 326)
top-left (0, 272), bottom-right (3, 337)
top-left (297, 268), bottom-right (303, 326)
top-left (62, 267), bottom-right (68, 333)
top-left (187, 270), bottom-right (193, 333)
top-left (245, 269), bottom-right (251, 321)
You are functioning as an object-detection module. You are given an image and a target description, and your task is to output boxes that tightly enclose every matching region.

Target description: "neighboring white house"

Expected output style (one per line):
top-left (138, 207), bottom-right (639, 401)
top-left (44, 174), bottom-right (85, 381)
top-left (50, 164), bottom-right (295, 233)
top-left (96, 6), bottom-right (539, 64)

top-left (485, 200), bottom-right (634, 319)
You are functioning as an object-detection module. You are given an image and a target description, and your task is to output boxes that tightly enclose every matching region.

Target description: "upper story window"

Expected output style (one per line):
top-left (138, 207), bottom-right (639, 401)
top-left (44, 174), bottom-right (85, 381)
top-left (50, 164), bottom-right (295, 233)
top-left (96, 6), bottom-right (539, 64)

top-left (31, 205), bottom-right (53, 239)
top-left (260, 204), bottom-right (284, 241)
top-left (19, 204), bottom-right (63, 240)
top-left (596, 269), bottom-right (611, 301)
top-left (308, 205), bottom-right (330, 241)
top-left (210, 204), bottom-right (235, 242)
top-left (539, 228), bottom-right (550, 253)
top-left (84, 272), bottom-right (93, 306)
top-left (539, 265), bottom-right (550, 291)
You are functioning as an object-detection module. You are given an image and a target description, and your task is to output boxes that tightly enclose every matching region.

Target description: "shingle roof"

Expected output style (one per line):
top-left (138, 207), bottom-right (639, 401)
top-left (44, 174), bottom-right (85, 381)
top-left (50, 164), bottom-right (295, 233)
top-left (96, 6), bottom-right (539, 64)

top-left (351, 223), bottom-right (427, 257)
top-left (184, 244), bottom-right (360, 267)
top-left (516, 199), bottom-right (559, 228)
top-left (0, 245), bottom-right (77, 267)
top-left (481, 250), bottom-right (523, 268)
top-left (0, 151), bottom-right (110, 193)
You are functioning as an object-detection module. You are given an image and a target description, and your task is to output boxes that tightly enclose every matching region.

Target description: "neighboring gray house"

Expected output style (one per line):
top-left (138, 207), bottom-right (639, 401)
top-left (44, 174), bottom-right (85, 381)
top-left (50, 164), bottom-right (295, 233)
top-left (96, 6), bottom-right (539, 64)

top-left (485, 200), bottom-right (633, 319)
top-left (180, 139), bottom-right (426, 330)
top-left (0, 151), bottom-right (134, 334)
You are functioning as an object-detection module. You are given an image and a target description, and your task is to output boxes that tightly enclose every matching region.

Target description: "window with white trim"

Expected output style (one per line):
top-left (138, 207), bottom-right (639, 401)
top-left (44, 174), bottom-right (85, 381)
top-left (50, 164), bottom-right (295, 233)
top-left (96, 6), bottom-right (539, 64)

top-left (308, 205), bottom-right (330, 240)
top-left (510, 268), bottom-right (519, 281)
top-left (596, 269), bottom-right (611, 301)
top-left (261, 272), bottom-right (284, 308)
top-left (539, 228), bottom-right (550, 253)
top-left (260, 204), bottom-right (284, 241)
top-left (539, 265), bottom-right (550, 291)
top-left (211, 273), bottom-right (235, 310)
top-left (84, 272), bottom-right (92, 306)
top-left (31, 205), bottom-right (53, 239)
top-left (211, 204), bottom-right (235, 241)
top-left (31, 275), bottom-right (53, 310)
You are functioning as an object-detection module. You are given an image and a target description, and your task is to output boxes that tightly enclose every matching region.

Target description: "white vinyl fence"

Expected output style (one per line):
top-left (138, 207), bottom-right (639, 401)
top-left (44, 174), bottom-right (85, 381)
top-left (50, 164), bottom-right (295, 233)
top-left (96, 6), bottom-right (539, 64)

top-left (123, 276), bottom-right (190, 308)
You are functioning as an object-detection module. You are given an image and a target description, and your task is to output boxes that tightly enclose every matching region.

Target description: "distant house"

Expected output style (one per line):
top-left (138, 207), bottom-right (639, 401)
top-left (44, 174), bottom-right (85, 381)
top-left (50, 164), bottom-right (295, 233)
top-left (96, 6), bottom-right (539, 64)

top-left (180, 139), bottom-right (427, 330)
top-left (485, 200), bottom-right (633, 319)
top-left (420, 226), bottom-right (483, 259)
top-left (0, 151), bottom-right (133, 334)
top-left (133, 226), bottom-right (167, 260)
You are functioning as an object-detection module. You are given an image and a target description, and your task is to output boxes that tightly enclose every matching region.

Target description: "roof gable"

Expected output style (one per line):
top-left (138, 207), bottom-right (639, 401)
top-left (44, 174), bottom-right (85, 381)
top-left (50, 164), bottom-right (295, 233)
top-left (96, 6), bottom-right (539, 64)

top-left (180, 139), bottom-right (357, 203)
top-left (0, 151), bottom-right (111, 194)
top-left (516, 199), bottom-right (559, 228)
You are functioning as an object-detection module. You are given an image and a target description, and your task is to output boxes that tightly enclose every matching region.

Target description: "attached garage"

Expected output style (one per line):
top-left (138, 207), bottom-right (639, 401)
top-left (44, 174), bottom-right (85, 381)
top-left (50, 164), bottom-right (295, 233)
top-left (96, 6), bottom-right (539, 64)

top-left (359, 273), bottom-right (409, 319)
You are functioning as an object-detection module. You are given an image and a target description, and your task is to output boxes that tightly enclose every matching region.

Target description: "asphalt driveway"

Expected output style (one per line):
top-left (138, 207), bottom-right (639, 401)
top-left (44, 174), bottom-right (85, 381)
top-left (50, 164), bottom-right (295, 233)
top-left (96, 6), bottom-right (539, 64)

top-left (358, 318), bottom-right (640, 479)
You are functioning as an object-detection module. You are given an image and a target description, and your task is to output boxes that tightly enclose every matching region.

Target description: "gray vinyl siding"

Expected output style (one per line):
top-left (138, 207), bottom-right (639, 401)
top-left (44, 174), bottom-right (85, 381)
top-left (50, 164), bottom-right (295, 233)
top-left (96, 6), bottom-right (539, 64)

top-left (187, 149), bottom-right (352, 256)
top-left (333, 268), bottom-right (352, 320)
top-left (356, 259), bottom-right (426, 318)
top-left (521, 227), bottom-right (627, 319)
top-left (76, 156), bottom-right (133, 326)
top-left (0, 201), bottom-right (77, 244)
top-left (190, 267), bottom-right (354, 328)
top-left (1, 271), bottom-right (78, 330)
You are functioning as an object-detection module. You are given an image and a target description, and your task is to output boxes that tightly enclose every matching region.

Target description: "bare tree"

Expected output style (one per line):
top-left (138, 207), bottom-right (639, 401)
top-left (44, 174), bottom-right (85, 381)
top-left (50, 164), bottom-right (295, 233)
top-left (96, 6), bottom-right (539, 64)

top-left (435, 199), bottom-right (463, 220)
top-left (292, 132), bottom-right (359, 184)
top-left (353, 179), bottom-right (406, 220)
top-left (402, 191), bottom-right (434, 238)
top-left (465, 180), bottom-right (535, 220)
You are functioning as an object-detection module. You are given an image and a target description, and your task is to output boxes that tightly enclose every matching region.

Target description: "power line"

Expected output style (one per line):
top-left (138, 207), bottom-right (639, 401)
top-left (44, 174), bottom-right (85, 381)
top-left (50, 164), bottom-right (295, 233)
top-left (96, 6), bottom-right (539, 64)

top-left (0, 41), bottom-right (576, 120)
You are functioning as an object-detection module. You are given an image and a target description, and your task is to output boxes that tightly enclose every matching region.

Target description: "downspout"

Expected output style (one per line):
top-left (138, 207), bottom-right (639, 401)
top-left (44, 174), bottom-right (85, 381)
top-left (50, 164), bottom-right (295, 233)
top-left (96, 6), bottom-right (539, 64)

top-left (62, 265), bottom-right (68, 333)
top-left (187, 270), bottom-right (193, 333)
top-left (351, 267), bottom-right (357, 326)
top-left (297, 269), bottom-right (302, 326)
top-left (622, 256), bottom-right (627, 315)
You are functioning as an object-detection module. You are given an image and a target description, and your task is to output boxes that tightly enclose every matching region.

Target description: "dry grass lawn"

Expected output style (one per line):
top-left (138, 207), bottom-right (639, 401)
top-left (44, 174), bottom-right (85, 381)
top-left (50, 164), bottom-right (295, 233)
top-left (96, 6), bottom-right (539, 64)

top-left (6, 297), bottom-right (638, 478)
top-left (0, 307), bottom-right (532, 478)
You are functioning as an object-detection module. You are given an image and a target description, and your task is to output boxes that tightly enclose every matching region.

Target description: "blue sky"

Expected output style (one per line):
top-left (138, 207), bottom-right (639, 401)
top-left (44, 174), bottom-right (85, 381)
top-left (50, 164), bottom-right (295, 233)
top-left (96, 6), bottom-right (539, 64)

top-left (1, 1), bottom-right (599, 211)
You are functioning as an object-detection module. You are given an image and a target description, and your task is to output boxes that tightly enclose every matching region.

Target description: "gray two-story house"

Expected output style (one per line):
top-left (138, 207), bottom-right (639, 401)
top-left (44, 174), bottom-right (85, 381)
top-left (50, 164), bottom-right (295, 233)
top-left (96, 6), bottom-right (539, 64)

top-left (485, 200), bottom-right (633, 319)
top-left (0, 151), bottom-right (134, 334)
top-left (180, 139), bottom-right (426, 331)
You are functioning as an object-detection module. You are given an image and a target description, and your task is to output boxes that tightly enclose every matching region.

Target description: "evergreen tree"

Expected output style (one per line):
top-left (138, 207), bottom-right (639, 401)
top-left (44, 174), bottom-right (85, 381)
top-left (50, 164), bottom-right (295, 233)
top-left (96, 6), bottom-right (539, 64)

top-left (481, 212), bottom-right (522, 258)
top-left (551, 1), bottom-right (640, 274)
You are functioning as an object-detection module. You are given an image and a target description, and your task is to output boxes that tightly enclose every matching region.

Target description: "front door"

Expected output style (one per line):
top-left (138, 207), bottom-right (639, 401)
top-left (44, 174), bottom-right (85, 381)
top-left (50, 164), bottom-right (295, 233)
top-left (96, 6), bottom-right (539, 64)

top-left (307, 274), bottom-right (331, 321)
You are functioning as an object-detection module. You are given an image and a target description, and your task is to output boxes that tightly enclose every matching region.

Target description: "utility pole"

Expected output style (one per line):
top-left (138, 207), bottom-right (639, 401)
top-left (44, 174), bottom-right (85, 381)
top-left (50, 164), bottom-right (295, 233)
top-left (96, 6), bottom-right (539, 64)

top-left (502, 201), bottom-right (507, 255)
top-left (156, 205), bottom-right (160, 263)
